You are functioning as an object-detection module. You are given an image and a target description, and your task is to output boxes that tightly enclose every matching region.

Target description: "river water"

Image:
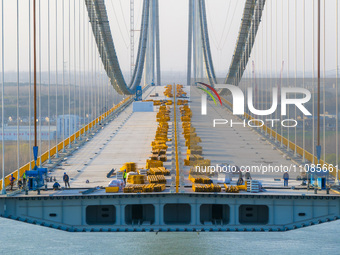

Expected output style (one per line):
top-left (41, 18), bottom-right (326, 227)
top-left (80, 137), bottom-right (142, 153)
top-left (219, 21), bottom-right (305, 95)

top-left (1, 218), bottom-right (339, 254)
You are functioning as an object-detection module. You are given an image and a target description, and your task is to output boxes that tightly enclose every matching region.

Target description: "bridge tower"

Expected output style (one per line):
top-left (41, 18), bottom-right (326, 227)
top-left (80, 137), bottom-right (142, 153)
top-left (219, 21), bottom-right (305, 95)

top-left (187, 0), bottom-right (204, 85)
top-left (144, 0), bottom-right (161, 86)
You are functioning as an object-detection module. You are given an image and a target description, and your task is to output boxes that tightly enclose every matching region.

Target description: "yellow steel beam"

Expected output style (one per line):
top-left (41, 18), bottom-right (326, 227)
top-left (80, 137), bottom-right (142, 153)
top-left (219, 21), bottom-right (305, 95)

top-left (174, 85), bottom-right (179, 193)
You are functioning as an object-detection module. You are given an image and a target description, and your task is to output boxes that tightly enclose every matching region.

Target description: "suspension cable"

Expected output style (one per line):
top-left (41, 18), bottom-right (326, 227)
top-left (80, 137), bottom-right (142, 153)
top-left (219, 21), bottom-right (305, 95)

top-left (323, 0), bottom-right (326, 161)
top-left (55, 0), bottom-right (58, 158)
top-left (312, 0), bottom-right (315, 164)
top-left (62, 0), bottom-right (65, 152)
top-left (29, 0), bottom-right (32, 168)
top-left (275, 0), bottom-right (278, 141)
top-left (87, 0), bottom-right (150, 95)
top-left (336, 0), bottom-right (339, 183)
top-left (39, 0), bottom-right (42, 161)
top-left (48, 0), bottom-right (51, 162)
top-left (1, 0), bottom-right (5, 192)
top-left (280, 0), bottom-right (283, 148)
top-left (17, 0), bottom-right (20, 174)
top-left (294, 0), bottom-right (297, 155)
top-left (303, 0), bottom-right (306, 162)
top-left (287, 0), bottom-right (290, 152)
top-left (79, 0), bottom-right (82, 140)
top-left (68, 0), bottom-right (71, 148)
top-left (84, 0), bottom-right (86, 130)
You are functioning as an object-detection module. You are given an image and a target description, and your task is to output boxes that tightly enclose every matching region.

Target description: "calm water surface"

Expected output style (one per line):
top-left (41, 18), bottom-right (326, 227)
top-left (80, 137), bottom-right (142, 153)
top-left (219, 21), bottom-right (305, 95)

top-left (1, 218), bottom-right (340, 254)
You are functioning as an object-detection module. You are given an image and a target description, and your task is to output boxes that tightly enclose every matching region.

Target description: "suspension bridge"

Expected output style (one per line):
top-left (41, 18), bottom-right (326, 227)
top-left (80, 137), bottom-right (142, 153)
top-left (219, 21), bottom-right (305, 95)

top-left (0, 0), bottom-right (339, 232)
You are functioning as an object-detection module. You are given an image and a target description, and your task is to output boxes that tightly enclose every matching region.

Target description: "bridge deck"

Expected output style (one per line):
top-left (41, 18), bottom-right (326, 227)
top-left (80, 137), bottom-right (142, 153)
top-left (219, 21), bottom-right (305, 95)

top-left (2, 85), bottom-right (337, 197)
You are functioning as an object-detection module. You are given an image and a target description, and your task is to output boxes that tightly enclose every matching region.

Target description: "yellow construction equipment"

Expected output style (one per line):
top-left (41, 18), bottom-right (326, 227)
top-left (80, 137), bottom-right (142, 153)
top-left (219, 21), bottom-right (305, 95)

top-left (127, 174), bottom-right (146, 184)
top-left (187, 148), bottom-right (202, 155)
top-left (224, 183), bottom-right (240, 193)
top-left (192, 183), bottom-right (221, 192)
top-left (123, 184), bottom-right (144, 193)
top-left (149, 167), bottom-right (162, 175)
top-left (146, 159), bottom-right (163, 169)
top-left (120, 162), bottom-right (137, 173)
top-left (189, 174), bottom-right (212, 184)
top-left (157, 167), bottom-right (170, 175)
top-left (123, 184), bottom-right (166, 193)
top-left (105, 187), bottom-right (119, 193)
top-left (164, 85), bottom-right (174, 97)
top-left (148, 174), bottom-right (166, 184)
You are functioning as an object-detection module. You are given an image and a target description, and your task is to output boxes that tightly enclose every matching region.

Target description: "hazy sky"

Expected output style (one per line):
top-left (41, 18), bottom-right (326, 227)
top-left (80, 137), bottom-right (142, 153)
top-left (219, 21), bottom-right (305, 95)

top-left (0, 0), bottom-right (339, 79)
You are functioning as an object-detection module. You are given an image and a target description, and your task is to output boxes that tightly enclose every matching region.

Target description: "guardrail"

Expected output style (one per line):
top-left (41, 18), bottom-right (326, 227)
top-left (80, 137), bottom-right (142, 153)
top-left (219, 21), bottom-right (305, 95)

top-left (221, 97), bottom-right (339, 180)
top-left (0, 95), bottom-right (133, 191)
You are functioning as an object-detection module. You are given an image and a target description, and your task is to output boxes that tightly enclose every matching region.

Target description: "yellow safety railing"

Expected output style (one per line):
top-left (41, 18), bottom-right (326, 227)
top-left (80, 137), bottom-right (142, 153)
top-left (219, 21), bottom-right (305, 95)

top-left (0, 95), bottom-right (133, 191)
top-left (221, 97), bottom-right (339, 180)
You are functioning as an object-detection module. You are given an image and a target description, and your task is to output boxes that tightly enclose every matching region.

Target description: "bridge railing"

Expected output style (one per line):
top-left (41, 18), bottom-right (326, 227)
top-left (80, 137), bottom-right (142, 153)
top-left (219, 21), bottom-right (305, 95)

top-left (221, 97), bottom-right (340, 181)
top-left (0, 96), bottom-right (133, 191)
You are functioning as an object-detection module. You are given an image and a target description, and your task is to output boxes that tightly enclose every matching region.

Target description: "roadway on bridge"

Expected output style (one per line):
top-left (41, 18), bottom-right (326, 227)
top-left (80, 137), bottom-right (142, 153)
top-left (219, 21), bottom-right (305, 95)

top-left (50, 86), bottom-right (161, 191)
top-left (4, 85), bottom-right (335, 197)
top-left (190, 86), bottom-right (302, 187)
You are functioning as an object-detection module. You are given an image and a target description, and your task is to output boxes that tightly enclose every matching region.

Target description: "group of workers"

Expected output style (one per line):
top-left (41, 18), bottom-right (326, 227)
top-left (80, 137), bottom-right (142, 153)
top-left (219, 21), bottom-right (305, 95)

top-left (7, 167), bottom-right (290, 192)
top-left (236, 171), bottom-right (252, 186)
top-left (53, 173), bottom-right (70, 190)
top-left (9, 173), bottom-right (25, 191)
top-left (236, 171), bottom-right (289, 187)
top-left (7, 172), bottom-right (71, 192)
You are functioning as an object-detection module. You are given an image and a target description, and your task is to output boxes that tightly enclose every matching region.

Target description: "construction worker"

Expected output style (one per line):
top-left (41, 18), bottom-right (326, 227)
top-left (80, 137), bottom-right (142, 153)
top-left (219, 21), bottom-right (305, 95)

top-left (9, 174), bottom-right (15, 191)
top-left (283, 171), bottom-right (289, 187)
top-left (53, 181), bottom-right (61, 190)
top-left (237, 176), bottom-right (244, 186)
top-left (17, 179), bottom-right (23, 189)
top-left (63, 172), bottom-right (70, 188)
top-left (22, 171), bottom-right (27, 188)
top-left (237, 172), bottom-right (244, 186)
top-left (123, 169), bottom-right (127, 184)
top-left (245, 171), bottom-right (252, 180)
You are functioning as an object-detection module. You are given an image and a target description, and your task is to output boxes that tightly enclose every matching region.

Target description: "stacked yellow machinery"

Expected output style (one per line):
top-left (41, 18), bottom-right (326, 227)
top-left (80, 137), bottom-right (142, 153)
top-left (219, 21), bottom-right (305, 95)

top-left (177, 99), bottom-right (188, 105)
top-left (144, 99), bottom-right (173, 106)
top-left (118, 162), bottom-right (168, 193)
top-left (147, 103), bottom-right (172, 185)
top-left (148, 175), bottom-right (166, 184)
top-left (192, 183), bottom-right (221, 192)
top-left (188, 174), bottom-right (212, 184)
top-left (124, 185), bottom-right (144, 193)
top-left (224, 183), bottom-right (240, 193)
top-left (148, 167), bottom-right (170, 175)
top-left (123, 99), bottom-right (172, 193)
top-left (180, 105), bottom-right (210, 167)
top-left (119, 162), bottom-right (146, 185)
top-left (142, 184), bottom-right (166, 192)
top-left (124, 184), bottom-right (166, 193)
top-left (175, 84), bottom-right (187, 98)
top-left (120, 162), bottom-right (137, 173)
top-left (147, 104), bottom-right (172, 168)
top-left (178, 97), bottom-right (220, 192)
top-left (126, 174), bottom-right (146, 184)
top-left (164, 84), bottom-right (173, 98)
